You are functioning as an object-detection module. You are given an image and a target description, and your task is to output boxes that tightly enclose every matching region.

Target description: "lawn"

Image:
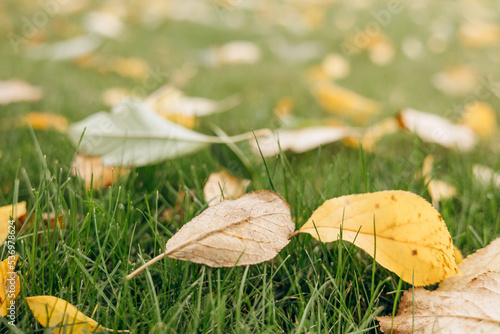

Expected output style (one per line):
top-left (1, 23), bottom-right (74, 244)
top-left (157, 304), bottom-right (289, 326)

top-left (1, 0), bottom-right (500, 333)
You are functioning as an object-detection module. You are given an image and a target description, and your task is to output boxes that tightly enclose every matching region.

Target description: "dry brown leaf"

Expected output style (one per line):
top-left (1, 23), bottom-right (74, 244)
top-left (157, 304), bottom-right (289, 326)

top-left (313, 83), bottom-right (380, 124)
top-left (71, 154), bottom-right (129, 189)
top-left (127, 191), bottom-right (295, 279)
top-left (251, 126), bottom-right (359, 158)
top-left (438, 238), bottom-right (500, 292)
top-left (0, 202), bottom-right (26, 245)
top-left (203, 171), bottom-right (249, 206)
top-left (343, 118), bottom-right (400, 152)
top-left (398, 108), bottom-right (478, 152)
top-left (20, 112), bottom-right (69, 133)
top-left (299, 190), bottom-right (461, 286)
top-left (0, 80), bottom-right (43, 105)
top-left (0, 255), bottom-right (20, 317)
top-left (459, 101), bottom-right (497, 139)
top-left (377, 238), bottom-right (500, 333)
top-left (473, 164), bottom-right (500, 188)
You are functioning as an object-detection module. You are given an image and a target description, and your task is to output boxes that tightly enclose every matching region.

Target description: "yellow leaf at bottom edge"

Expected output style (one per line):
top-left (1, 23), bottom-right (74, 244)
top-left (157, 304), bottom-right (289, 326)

top-left (0, 255), bottom-right (20, 317)
top-left (299, 190), bottom-right (461, 286)
top-left (27, 296), bottom-right (101, 334)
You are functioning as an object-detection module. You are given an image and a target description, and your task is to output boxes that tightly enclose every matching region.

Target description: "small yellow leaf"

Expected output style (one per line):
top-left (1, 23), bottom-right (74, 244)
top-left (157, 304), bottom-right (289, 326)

top-left (0, 255), bottom-right (20, 317)
top-left (313, 83), bottom-right (380, 124)
top-left (20, 112), bottom-right (68, 132)
top-left (27, 296), bottom-right (101, 334)
top-left (459, 101), bottom-right (497, 139)
top-left (459, 22), bottom-right (500, 48)
top-left (0, 202), bottom-right (26, 245)
top-left (299, 190), bottom-right (460, 286)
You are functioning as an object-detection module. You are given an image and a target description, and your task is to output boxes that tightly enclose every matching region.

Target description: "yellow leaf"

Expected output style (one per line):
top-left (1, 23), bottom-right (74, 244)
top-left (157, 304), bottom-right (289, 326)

top-left (20, 112), bottom-right (68, 132)
top-left (454, 246), bottom-right (463, 265)
top-left (27, 296), bottom-right (101, 334)
top-left (299, 190), bottom-right (461, 286)
top-left (459, 22), bottom-right (500, 48)
top-left (313, 83), bottom-right (380, 124)
top-left (0, 202), bottom-right (26, 245)
top-left (459, 101), bottom-right (497, 139)
top-left (0, 255), bottom-right (20, 317)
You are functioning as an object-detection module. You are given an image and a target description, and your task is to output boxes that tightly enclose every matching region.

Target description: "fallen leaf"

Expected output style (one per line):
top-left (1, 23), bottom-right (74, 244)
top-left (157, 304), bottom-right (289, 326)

top-left (273, 96), bottom-right (295, 119)
top-left (432, 66), bottom-right (478, 96)
top-left (313, 83), bottom-right (381, 124)
top-left (454, 246), bottom-right (463, 264)
top-left (204, 41), bottom-right (261, 66)
top-left (82, 11), bottom-right (124, 39)
top-left (343, 118), bottom-right (400, 152)
top-left (459, 22), bottom-right (500, 48)
top-left (299, 190), bottom-right (460, 286)
top-left (321, 53), bottom-right (350, 80)
top-left (377, 238), bottom-right (500, 333)
top-left (251, 126), bottom-right (359, 158)
top-left (127, 191), bottom-right (295, 279)
top-left (69, 99), bottom-right (266, 167)
top-left (27, 34), bottom-right (103, 61)
top-left (0, 255), bottom-right (20, 317)
top-left (20, 112), bottom-right (69, 132)
top-left (438, 238), bottom-right (500, 292)
top-left (107, 57), bottom-right (150, 80)
top-left (0, 80), bottom-right (43, 105)
top-left (203, 170), bottom-right (249, 206)
top-left (421, 155), bottom-right (457, 209)
top-left (0, 202), bottom-right (26, 245)
top-left (459, 101), bottom-right (497, 139)
top-left (102, 87), bottom-right (134, 107)
top-left (71, 154), bottom-right (129, 189)
top-left (27, 296), bottom-right (101, 333)
top-left (398, 108), bottom-right (478, 152)
top-left (473, 164), bottom-right (500, 188)
top-left (368, 35), bottom-right (395, 66)
top-left (145, 85), bottom-right (240, 118)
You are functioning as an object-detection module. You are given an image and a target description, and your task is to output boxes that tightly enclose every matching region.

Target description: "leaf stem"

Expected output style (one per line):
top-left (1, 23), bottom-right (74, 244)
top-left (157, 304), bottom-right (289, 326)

top-left (126, 253), bottom-right (166, 280)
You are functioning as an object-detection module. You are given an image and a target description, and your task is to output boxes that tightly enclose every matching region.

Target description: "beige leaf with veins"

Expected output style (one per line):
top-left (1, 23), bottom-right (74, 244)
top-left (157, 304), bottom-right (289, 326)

top-left (378, 272), bottom-right (500, 334)
top-left (377, 238), bottom-right (500, 334)
top-left (438, 238), bottom-right (500, 292)
top-left (127, 191), bottom-right (295, 279)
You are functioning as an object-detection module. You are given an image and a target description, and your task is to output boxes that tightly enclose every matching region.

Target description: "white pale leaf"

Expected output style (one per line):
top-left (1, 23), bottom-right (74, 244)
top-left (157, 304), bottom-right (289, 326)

top-left (251, 126), bottom-right (359, 157)
top-left (27, 34), bottom-right (103, 61)
top-left (69, 99), bottom-right (215, 167)
top-left (399, 108), bottom-right (478, 151)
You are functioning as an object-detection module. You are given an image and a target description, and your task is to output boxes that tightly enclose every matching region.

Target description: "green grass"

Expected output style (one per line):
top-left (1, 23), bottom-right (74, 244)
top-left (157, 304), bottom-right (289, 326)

top-left (2, 1), bottom-right (500, 333)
